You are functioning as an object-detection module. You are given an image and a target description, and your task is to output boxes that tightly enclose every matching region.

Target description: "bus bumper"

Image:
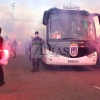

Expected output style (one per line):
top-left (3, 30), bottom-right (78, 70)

top-left (42, 55), bottom-right (97, 66)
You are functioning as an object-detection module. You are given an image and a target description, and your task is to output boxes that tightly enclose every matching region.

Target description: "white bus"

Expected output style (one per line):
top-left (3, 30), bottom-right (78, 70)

top-left (41, 4), bottom-right (100, 66)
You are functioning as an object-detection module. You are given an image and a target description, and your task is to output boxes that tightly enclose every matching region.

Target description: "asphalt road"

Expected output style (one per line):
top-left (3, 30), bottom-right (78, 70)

top-left (0, 53), bottom-right (100, 100)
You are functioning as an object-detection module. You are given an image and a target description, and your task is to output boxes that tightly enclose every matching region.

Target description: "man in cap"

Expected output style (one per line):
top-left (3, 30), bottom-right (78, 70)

top-left (0, 27), bottom-right (5, 86)
top-left (12, 38), bottom-right (17, 58)
top-left (29, 31), bottom-right (44, 72)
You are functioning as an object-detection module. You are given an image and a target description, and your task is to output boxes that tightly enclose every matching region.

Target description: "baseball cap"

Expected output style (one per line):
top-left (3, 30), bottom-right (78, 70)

top-left (35, 31), bottom-right (39, 34)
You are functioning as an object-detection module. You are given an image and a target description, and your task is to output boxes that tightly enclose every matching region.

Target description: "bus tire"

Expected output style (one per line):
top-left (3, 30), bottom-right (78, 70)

top-left (41, 60), bottom-right (47, 66)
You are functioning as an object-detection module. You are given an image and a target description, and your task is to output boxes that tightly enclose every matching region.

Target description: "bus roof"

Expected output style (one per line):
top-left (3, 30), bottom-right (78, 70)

top-left (46, 7), bottom-right (90, 16)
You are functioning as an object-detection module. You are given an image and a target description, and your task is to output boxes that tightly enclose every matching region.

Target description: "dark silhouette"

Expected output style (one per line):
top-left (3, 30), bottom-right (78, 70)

top-left (12, 38), bottom-right (17, 58)
top-left (0, 27), bottom-right (5, 86)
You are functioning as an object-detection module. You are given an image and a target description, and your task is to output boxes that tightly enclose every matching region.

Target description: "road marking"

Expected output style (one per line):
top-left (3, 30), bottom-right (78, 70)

top-left (94, 86), bottom-right (100, 90)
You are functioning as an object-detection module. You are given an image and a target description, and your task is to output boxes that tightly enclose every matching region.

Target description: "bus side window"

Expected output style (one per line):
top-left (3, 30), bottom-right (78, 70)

top-left (81, 20), bottom-right (88, 34)
top-left (83, 20), bottom-right (88, 30)
top-left (72, 19), bottom-right (79, 31)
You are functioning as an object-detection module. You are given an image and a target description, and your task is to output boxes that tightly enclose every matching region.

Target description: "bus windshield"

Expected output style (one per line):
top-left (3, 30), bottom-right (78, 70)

top-left (49, 14), bottom-right (95, 41)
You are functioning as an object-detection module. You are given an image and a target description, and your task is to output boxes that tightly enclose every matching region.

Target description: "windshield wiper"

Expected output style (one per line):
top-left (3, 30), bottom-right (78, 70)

top-left (53, 38), bottom-right (80, 47)
top-left (83, 40), bottom-right (96, 47)
top-left (53, 38), bottom-right (96, 47)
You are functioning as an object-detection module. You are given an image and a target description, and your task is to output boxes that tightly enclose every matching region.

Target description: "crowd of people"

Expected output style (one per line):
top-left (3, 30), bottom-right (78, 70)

top-left (0, 28), bottom-right (44, 86)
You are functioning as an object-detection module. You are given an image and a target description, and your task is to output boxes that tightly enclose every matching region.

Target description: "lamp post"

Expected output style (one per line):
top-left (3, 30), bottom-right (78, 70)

top-left (11, 3), bottom-right (15, 36)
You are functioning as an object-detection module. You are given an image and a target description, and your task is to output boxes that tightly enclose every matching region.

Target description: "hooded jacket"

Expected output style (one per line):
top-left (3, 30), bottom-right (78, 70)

top-left (29, 37), bottom-right (44, 58)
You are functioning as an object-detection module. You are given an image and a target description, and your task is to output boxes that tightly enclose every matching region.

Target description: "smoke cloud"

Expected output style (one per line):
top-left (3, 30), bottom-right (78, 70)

top-left (0, 0), bottom-right (100, 39)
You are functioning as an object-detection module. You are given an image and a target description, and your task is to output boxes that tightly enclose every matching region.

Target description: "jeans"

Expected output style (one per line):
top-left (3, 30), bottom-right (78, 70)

top-left (0, 65), bottom-right (4, 82)
top-left (32, 58), bottom-right (41, 70)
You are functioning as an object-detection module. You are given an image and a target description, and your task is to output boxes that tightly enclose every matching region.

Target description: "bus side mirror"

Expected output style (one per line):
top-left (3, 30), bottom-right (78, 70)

top-left (91, 13), bottom-right (100, 25)
top-left (43, 11), bottom-right (49, 25)
top-left (98, 16), bottom-right (100, 25)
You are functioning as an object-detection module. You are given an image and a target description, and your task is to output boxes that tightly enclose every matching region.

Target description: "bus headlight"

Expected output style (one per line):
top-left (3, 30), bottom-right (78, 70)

top-left (46, 49), bottom-right (53, 55)
top-left (87, 52), bottom-right (97, 58)
top-left (46, 49), bottom-right (57, 56)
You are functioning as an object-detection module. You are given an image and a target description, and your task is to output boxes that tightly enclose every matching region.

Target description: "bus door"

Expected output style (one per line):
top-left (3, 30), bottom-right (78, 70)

top-left (92, 13), bottom-right (100, 65)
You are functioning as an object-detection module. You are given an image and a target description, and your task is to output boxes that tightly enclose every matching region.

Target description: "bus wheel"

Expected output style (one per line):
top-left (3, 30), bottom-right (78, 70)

top-left (95, 64), bottom-right (100, 68)
top-left (91, 65), bottom-right (99, 68)
top-left (41, 60), bottom-right (46, 66)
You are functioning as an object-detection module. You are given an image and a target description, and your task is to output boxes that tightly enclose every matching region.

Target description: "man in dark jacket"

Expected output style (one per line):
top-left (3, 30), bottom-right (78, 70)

top-left (29, 31), bottom-right (44, 72)
top-left (0, 27), bottom-right (5, 86)
top-left (12, 38), bottom-right (17, 58)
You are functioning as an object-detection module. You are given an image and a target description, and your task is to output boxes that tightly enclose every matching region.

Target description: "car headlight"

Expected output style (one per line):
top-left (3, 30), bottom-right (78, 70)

top-left (46, 49), bottom-right (53, 55)
top-left (87, 52), bottom-right (97, 58)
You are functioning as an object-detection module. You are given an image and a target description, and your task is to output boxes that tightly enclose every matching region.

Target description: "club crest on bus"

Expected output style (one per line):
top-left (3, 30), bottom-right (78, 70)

top-left (70, 43), bottom-right (78, 57)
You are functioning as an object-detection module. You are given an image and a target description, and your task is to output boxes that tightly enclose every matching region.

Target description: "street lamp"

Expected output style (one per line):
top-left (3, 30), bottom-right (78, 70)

top-left (11, 3), bottom-right (15, 35)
